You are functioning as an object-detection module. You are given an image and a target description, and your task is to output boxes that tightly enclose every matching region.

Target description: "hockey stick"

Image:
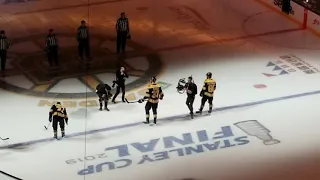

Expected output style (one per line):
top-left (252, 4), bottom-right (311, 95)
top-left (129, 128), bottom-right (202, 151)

top-left (0, 137), bottom-right (9, 140)
top-left (44, 121), bottom-right (51, 130)
top-left (124, 98), bottom-right (141, 103)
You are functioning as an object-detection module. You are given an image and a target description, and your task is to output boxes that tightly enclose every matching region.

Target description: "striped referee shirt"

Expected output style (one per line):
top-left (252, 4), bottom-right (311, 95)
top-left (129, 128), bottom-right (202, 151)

top-left (116, 18), bottom-right (129, 32)
top-left (77, 26), bottom-right (88, 39)
top-left (0, 37), bottom-right (10, 50)
top-left (46, 35), bottom-right (58, 47)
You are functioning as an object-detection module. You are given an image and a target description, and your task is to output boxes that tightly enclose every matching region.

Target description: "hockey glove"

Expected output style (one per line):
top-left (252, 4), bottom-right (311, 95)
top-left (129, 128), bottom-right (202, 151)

top-left (143, 96), bottom-right (148, 100)
top-left (138, 98), bottom-right (144, 103)
top-left (49, 117), bottom-right (52, 122)
top-left (200, 90), bottom-right (204, 97)
top-left (65, 118), bottom-right (68, 125)
top-left (108, 92), bottom-right (113, 99)
top-left (160, 94), bottom-right (164, 100)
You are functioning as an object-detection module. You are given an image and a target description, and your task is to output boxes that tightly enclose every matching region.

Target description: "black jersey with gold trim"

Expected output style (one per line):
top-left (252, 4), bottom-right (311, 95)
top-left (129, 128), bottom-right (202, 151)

top-left (144, 83), bottom-right (164, 103)
top-left (201, 78), bottom-right (216, 97)
top-left (49, 103), bottom-right (68, 119)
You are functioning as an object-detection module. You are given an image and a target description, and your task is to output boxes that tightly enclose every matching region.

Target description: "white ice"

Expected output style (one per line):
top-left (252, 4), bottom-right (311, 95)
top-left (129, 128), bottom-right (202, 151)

top-left (0, 0), bottom-right (320, 180)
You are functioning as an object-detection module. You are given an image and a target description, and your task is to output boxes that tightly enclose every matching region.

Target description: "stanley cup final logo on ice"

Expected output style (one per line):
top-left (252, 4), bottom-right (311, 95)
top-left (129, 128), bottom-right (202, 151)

top-left (69, 120), bottom-right (280, 176)
top-left (0, 33), bottom-right (164, 99)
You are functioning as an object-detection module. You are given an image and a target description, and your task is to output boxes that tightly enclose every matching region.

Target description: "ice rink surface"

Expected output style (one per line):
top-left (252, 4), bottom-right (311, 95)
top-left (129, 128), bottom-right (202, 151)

top-left (0, 0), bottom-right (319, 179)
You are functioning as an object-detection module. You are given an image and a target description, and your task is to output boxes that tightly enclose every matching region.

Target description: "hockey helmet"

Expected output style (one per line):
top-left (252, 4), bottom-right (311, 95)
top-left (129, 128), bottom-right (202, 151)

top-left (150, 76), bottom-right (156, 83)
top-left (206, 72), bottom-right (212, 78)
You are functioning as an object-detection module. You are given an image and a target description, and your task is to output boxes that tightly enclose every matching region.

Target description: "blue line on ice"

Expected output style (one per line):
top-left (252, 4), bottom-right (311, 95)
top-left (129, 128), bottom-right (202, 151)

top-left (1, 89), bottom-right (319, 149)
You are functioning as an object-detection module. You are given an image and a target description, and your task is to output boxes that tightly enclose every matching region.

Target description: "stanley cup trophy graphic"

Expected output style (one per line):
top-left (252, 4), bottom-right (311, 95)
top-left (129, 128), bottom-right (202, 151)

top-left (234, 120), bottom-right (280, 145)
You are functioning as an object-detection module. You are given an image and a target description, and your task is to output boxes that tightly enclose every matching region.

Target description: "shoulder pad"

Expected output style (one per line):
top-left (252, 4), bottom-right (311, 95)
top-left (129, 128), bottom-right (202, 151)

top-left (153, 83), bottom-right (161, 88)
top-left (147, 84), bottom-right (160, 89)
top-left (204, 79), bottom-right (215, 83)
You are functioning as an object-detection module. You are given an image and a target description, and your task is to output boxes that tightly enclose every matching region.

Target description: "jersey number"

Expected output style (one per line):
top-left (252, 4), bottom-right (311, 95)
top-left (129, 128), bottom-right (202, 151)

top-left (56, 105), bottom-right (64, 112)
top-left (152, 88), bottom-right (159, 98)
top-left (208, 84), bottom-right (214, 93)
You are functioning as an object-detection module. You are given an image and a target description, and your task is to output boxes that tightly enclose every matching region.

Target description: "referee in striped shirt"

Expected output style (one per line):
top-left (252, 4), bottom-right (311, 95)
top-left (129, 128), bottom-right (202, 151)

top-left (116, 12), bottom-right (130, 54)
top-left (46, 29), bottom-right (59, 67)
top-left (0, 30), bottom-right (10, 77)
top-left (77, 20), bottom-right (90, 59)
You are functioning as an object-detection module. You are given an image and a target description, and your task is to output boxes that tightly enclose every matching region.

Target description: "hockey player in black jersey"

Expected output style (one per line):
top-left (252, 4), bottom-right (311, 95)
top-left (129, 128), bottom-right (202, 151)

top-left (185, 76), bottom-right (197, 119)
top-left (139, 77), bottom-right (164, 125)
top-left (96, 83), bottom-right (112, 111)
top-left (196, 72), bottom-right (216, 114)
top-left (49, 102), bottom-right (68, 139)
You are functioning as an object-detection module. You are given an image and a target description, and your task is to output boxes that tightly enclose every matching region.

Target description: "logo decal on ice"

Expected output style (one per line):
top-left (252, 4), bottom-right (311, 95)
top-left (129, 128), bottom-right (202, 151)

top-left (262, 54), bottom-right (320, 77)
top-left (234, 120), bottom-right (280, 145)
top-left (0, 34), bottom-right (164, 99)
top-left (64, 120), bottom-right (280, 175)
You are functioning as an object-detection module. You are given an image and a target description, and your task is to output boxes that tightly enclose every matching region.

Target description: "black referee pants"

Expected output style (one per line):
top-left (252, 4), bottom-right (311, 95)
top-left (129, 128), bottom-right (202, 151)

top-left (78, 39), bottom-right (90, 58)
top-left (282, 0), bottom-right (290, 14)
top-left (116, 31), bottom-right (127, 54)
top-left (47, 46), bottom-right (58, 66)
top-left (0, 50), bottom-right (6, 71)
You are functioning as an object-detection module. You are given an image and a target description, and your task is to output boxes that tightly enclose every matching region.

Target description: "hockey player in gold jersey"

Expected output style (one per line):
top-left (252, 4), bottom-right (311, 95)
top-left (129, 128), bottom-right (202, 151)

top-left (196, 72), bottom-right (216, 114)
top-left (49, 102), bottom-right (68, 139)
top-left (139, 77), bottom-right (164, 125)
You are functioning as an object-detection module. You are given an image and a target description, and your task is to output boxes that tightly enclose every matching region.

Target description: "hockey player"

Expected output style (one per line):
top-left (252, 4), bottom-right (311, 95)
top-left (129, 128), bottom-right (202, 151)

top-left (96, 83), bottom-right (112, 111)
top-left (139, 77), bottom-right (164, 125)
top-left (196, 72), bottom-right (216, 114)
top-left (49, 102), bottom-right (68, 139)
top-left (185, 76), bottom-right (197, 119)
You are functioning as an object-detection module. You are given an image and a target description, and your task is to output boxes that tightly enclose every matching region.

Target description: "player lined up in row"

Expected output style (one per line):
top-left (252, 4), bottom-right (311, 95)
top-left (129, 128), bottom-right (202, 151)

top-left (0, 12), bottom-right (131, 76)
top-left (48, 72), bottom-right (216, 139)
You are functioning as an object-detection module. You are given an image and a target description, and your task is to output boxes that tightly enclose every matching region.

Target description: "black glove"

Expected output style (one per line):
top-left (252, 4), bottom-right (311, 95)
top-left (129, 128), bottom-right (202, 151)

top-left (138, 98), bottom-right (144, 103)
top-left (65, 118), bottom-right (68, 125)
top-left (107, 91), bottom-right (112, 99)
top-left (200, 90), bottom-right (204, 97)
top-left (160, 94), bottom-right (164, 100)
top-left (49, 117), bottom-right (52, 122)
top-left (112, 81), bottom-right (117, 88)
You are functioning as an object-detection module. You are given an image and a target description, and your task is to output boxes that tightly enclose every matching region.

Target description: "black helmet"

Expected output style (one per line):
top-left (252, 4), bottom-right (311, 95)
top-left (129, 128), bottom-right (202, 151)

top-left (151, 77), bottom-right (156, 83)
top-left (206, 72), bottom-right (212, 78)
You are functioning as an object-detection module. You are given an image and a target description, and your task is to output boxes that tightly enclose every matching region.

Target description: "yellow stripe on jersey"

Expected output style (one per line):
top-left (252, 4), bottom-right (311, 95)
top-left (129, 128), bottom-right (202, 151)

top-left (203, 78), bottom-right (216, 97)
top-left (145, 83), bottom-right (162, 103)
